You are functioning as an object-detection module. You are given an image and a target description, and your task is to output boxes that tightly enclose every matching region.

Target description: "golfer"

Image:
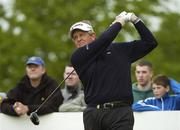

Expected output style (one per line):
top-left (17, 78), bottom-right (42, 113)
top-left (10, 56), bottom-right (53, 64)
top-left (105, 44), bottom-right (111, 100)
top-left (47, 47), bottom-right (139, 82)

top-left (69, 11), bottom-right (158, 130)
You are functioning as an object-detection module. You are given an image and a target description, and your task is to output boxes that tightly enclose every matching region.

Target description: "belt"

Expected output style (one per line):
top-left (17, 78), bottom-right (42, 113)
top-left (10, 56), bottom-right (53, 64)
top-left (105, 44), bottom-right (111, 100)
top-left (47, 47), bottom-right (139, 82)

top-left (88, 100), bottom-right (131, 109)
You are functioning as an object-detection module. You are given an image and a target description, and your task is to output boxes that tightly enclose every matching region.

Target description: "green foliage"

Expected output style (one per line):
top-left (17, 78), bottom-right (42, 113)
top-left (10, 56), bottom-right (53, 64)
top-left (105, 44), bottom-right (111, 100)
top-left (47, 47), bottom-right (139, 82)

top-left (0, 0), bottom-right (180, 92)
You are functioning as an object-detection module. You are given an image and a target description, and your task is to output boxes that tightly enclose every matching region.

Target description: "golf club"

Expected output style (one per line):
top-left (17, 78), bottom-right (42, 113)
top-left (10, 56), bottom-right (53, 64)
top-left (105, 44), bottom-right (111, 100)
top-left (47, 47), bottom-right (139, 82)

top-left (29, 69), bottom-right (75, 125)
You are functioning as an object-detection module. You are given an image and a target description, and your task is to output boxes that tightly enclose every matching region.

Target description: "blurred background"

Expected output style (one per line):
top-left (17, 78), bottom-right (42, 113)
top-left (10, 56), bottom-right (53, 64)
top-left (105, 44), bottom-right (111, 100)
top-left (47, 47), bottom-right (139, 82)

top-left (0, 0), bottom-right (180, 92)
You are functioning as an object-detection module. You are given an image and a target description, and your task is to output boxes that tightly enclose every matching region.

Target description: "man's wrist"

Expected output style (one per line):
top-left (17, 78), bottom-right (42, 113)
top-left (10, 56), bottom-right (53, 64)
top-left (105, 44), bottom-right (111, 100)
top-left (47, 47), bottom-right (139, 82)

top-left (111, 20), bottom-right (124, 27)
top-left (133, 18), bottom-right (141, 24)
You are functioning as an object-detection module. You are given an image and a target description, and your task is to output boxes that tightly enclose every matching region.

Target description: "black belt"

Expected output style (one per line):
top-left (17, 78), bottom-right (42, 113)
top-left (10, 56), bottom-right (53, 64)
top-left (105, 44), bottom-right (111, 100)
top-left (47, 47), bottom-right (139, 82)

top-left (88, 100), bottom-right (131, 109)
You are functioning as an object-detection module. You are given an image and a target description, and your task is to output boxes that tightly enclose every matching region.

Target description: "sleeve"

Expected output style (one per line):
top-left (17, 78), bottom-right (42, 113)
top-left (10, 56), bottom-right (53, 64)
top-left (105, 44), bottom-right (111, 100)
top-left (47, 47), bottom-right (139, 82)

top-left (132, 98), bottom-right (161, 112)
top-left (27, 81), bottom-right (64, 115)
top-left (71, 23), bottom-right (122, 70)
top-left (169, 78), bottom-right (180, 110)
top-left (0, 87), bottom-right (20, 116)
top-left (169, 78), bottom-right (180, 94)
top-left (123, 21), bottom-right (158, 63)
top-left (175, 95), bottom-right (180, 110)
top-left (59, 94), bottom-right (86, 112)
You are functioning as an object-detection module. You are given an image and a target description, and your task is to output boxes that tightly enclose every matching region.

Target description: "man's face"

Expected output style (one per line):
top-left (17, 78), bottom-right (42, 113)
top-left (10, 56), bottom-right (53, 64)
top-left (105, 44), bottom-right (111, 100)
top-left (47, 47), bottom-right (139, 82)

top-left (135, 65), bottom-right (153, 87)
top-left (64, 66), bottom-right (80, 87)
top-left (152, 83), bottom-right (169, 99)
top-left (26, 64), bottom-right (45, 80)
top-left (72, 30), bottom-right (96, 48)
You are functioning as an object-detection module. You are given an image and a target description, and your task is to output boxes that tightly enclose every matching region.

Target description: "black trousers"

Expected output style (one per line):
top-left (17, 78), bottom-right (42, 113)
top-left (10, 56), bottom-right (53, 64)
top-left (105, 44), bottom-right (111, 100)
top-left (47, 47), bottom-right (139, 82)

top-left (83, 106), bottom-right (134, 130)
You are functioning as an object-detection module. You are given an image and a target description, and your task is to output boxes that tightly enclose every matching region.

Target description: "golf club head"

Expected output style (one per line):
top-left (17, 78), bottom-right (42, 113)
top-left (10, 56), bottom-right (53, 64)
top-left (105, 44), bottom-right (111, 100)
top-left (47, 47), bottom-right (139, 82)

top-left (30, 111), bottom-right (40, 125)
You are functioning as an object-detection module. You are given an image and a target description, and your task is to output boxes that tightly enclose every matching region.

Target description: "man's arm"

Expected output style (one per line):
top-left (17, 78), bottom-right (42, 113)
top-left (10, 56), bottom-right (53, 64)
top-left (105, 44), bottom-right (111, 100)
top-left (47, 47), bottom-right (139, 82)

top-left (132, 98), bottom-right (161, 112)
top-left (27, 87), bottom-right (63, 115)
top-left (169, 78), bottom-right (180, 94)
top-left (0, 99), bottom-right (18, 116)
top-left (114, 13), bottom-right (158, 63)
top-left (125, 20), bottom-right (158, 62)
top-left (0, 88), bottom-right (20, 116)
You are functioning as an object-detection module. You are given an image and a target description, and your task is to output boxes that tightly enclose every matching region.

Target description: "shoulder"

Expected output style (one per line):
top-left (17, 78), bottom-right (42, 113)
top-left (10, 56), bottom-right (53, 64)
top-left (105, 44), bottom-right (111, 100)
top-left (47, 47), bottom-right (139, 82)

top-left (71, 93), bottom-right (86, 104)
top-left (43, 74), bottom-right (58, 85)
top-left (132, 83), bottom-right (140, 92)
top-left (61, 88), bottom-right (68, 95)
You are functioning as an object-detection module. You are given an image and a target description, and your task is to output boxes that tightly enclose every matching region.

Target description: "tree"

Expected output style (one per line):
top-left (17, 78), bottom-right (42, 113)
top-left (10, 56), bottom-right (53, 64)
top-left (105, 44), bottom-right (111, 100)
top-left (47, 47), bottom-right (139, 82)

top-left (0, 0), bottom-right (179, 91)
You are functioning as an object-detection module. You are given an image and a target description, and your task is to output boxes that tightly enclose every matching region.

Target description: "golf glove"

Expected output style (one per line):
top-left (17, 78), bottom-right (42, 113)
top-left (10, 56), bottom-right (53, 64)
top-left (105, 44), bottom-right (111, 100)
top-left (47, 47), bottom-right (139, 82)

top-left (125, 12), bottom-right (140, 24)
top-left (113, 11), bottom-right (128, 26)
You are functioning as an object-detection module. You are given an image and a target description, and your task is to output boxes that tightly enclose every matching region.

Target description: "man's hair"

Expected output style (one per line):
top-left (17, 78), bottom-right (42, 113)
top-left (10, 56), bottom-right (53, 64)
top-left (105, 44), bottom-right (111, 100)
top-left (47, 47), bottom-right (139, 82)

top-left (66, 63), bottom-right (73, 67)
top-left (153, 75), bottom-right (170, 88)
top-left (136, 60), bottom-right (153, 70)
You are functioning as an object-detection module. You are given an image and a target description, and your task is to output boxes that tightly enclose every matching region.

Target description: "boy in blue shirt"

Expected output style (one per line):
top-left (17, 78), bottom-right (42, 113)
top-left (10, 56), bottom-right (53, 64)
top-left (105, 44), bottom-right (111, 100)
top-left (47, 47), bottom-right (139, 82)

top-left (133, 75), bottom-right (180, 111)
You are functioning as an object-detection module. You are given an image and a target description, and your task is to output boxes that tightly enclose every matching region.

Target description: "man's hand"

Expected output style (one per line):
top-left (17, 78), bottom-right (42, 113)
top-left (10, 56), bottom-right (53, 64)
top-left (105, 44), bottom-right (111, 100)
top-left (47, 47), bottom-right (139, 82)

top-left (111, 11), bottom-right (140, 26)
top-left (112, 11), bottom-right (128, 26)
top-left (125, 12), bottom-right (140, 24)
top-left (13, 102), bottom-right (29, 116)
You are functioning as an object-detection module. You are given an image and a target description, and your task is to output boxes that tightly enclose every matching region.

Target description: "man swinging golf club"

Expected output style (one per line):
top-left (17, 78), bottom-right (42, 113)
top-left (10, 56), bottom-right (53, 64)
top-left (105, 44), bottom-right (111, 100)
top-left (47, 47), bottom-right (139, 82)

top-left (69, 11), bottom-right (158, 130)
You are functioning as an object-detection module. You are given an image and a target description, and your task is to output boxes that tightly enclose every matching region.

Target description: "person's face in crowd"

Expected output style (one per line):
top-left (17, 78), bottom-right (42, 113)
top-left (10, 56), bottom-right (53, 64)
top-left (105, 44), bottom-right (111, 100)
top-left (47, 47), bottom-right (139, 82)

top-left (135, 65), bottom-right (153, 87)
top-left (72, 30), bottom-right (96, 48)
top-left (26, 64), bottom-right (45, 80)
top-left (64, 66), bottom-right (80, 87)
top-left (152, 83), bottom-right (169, 99)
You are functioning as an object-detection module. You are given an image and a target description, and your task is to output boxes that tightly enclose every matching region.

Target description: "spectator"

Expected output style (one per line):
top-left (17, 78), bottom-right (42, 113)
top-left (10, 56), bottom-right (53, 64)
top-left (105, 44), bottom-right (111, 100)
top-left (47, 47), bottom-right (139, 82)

top-left (59, 64), bottom-right (86, 112)
top-left (69, 11), bottom-right (157, 130)
top-left (133, 75), bottom-right (180, 111)
top-left (0, 92), bottom-right (7, 112)
top-left (0, 92), bottom-right (7, 103)
top-left (0, 56), bottom-right (63, 116)
top-left (132, 60), bottom-right (154, 103)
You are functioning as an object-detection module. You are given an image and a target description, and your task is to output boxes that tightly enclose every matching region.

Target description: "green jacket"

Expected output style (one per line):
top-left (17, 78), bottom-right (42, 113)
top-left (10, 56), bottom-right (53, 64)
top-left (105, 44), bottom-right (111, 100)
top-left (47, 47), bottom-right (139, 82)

top-left (132, 83), bottom-right (153, 103)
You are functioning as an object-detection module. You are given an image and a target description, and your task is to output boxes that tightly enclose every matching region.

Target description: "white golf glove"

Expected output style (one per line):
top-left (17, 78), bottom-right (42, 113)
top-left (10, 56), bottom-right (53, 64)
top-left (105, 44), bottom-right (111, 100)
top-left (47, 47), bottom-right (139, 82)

top-left (113, 11), bottom-right (128, 26)
top-left (125, 12), bottom-right (140, 24)
top-left (117, 11), bottom-right (127, 18)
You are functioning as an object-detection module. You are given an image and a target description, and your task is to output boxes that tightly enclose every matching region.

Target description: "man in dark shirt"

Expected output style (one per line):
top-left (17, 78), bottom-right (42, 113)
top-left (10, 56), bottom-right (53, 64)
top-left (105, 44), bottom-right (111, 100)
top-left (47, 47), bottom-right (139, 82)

top-left (69, 11), bottom-right (157, 130)
top-left (0, 56), bottom-right (63, 116)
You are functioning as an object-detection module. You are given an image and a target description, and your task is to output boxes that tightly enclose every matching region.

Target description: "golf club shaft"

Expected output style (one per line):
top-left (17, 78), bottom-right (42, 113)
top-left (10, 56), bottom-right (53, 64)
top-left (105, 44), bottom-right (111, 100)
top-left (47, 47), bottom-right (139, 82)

top-left (35, 69), bottom-right (75, 112)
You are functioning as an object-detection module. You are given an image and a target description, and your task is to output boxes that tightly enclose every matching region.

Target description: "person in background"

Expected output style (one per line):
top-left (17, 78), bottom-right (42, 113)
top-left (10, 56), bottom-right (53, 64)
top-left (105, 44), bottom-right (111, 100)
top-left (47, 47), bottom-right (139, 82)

top-left (0, 92), bottom-right (7, 112)
top-left (133, 74), bottom-right (180, 111)
top-left (0, 56), bottom-right (63, 116)
top-left (69, 11), bottom-right (157, 130)
top-left (132, 60), bottom-right (154, 103)
top-left (59, 64), bottom-right (86, 112)
top-left (0, 92), bottom-right (6, 103)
